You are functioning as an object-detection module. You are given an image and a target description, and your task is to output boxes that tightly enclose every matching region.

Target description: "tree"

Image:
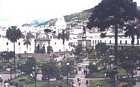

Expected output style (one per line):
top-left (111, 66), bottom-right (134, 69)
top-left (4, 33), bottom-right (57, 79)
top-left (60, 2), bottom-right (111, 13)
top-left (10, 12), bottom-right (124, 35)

top-left (35, 44), bottom-right (40, 53)
top-left (95, 43), bottom-right (109, 56)
top-left (6, 26), bottom-right (23, 74)
top-left (88, 63), bottom-right (98, 73)
top-left (44, 29), bottom-right (52, 33)
top-left (124, 20), bottom-right (140, 45)
top-left (87, 0), bottom-right (139, 87)
top-left (47, 45), bottom-right (53, 54)
top-left (73, 44), bottom-right (82, 62)
top-left (58, 30), bottom-right (70, 45)
top-left (41, 61), bottom-right (59, 87)
top-left (95, 43), bottom-right (110, 68)
top-left (42, 62), bottom-right (58, 78)
top-left (74, 44), bottom-right (82, 55)
top-left (118, 47), bottom-right (140, 86)
top-left (60, 62), bottom-right (74, 76)
top-left (1, 51), bottom-right (14, 63)
top-left (19, 57), bottom-right (36, 75)
top-left (23, 32), bottom-right (34, 53)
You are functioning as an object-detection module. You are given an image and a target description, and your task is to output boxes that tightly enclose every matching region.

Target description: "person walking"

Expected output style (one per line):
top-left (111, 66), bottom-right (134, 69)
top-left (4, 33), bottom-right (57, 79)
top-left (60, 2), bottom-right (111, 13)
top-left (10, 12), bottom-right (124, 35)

top-left (86, 80), bottom-right (89, 86)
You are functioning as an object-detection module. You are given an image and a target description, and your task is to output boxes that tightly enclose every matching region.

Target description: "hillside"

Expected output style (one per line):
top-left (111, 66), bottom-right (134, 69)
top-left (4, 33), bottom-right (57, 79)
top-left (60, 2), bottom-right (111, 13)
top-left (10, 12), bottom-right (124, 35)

top-left (64, 6), bottom-right (140, 23)
top-left (64, 8), bottom-right (93, 22)
top-left (31, 6), bottom-right (140, 27)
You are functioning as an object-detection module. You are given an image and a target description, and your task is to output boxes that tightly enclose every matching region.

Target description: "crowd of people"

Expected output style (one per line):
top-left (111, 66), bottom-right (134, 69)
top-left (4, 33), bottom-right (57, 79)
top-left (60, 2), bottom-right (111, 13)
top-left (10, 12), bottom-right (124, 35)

top-left (71, 66), bottom-right (89, 87)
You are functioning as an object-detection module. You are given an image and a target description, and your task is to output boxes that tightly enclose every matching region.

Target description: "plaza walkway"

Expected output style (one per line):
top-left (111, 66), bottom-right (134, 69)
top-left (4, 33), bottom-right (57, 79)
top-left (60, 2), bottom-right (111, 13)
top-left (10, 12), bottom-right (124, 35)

top-left (72, 65), bottom-right (88, 87)
top-left (0, 73), bottom-right (15, 87)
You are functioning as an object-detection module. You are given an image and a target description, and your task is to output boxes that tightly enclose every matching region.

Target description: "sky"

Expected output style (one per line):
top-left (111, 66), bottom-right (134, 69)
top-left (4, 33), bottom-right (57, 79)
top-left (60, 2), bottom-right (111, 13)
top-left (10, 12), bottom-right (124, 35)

top-left (0, 0), bottom-right (140, 26)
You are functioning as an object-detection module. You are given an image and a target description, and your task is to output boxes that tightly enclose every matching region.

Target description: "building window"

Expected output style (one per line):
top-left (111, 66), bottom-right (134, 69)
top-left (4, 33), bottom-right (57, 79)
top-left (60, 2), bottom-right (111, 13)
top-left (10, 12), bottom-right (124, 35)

top-left (137, 40), bottom-right (139, 45)
top-left (59, 49), bottom-right (61, 52)
top-left (120, 40), bottom-right (122, 44)
top-left (109, 40), bottom-right (111, 44)
top-left (104, 40), bottom-right (106, 44)
top-left (95, 40), bottom-right (96, 44)
top-left (125, 40), bottom-right (127, 44)
top-left (98, 40), bottom-right (100, 43)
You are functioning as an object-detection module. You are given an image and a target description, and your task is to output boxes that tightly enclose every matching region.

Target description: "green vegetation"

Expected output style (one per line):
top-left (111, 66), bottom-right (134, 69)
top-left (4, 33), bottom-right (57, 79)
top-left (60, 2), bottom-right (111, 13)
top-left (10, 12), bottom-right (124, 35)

top-left (11, 75), bottom-right (33, 87)
top-left (11, 75), bottom-right (69, 87)
top-left (64, 8), bottom-right (92, 22)
top-left (27, 80), bottom-right (68, 87)
top-left (90, 80), bottom-right (113, 87)
top-left (117, 67), bottom-right (127, 76)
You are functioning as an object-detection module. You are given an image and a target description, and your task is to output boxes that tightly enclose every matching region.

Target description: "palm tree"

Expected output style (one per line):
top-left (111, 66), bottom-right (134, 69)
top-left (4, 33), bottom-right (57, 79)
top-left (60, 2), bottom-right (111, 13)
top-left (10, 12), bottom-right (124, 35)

top-left (23, 39), bottom-right (31, 53)
top-left (23, 32), bottom-right (34, 53)
top-left (6, 26), bottom-right (23, 76)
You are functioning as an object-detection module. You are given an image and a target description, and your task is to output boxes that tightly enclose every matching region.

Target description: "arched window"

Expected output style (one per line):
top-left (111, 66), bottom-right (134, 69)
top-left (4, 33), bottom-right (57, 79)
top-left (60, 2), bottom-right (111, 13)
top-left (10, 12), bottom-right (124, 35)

top-left (120, 40), bottom-right (122, 44)
top-left (109, 40), bottom-right (111, 44)
top-left (104, 40), bottom-right (106, 44)
top-left (125, 40), bottom-right (127, 44)
top-left (137, 40), bottom-right (139, 45)
top-left (95, 40), bottom-right (96, 44)
top-left (98, 40), bottom-right (100, 43)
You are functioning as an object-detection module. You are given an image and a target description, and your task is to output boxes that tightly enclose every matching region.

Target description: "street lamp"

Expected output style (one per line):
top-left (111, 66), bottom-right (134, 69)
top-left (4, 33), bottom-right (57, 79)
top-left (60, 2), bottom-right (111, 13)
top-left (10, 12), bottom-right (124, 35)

top-left (18, 42), bottom-right (20, 58)
top-left (66, 62), bottom-right (70, 87)
top-left (6, 42), bottom-right (9, 51)
top-left (97, 84), bottom-right (100, 87)
top-left (32, 65), bottom-right (37, 87)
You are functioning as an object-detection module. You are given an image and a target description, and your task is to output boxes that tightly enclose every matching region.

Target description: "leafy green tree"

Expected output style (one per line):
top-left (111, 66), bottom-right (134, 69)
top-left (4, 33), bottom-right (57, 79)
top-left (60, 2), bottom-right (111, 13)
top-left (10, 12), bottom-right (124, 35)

top-left (1, 51), bottom-right (14, 63)
top-left (44, 29), bottom-right (52, 33)
top-left (73, 44), bottom-right (83, 62)
top-left (42, 61), bottom-right (59, 79)
top-left (88, 63), bottom-right (98, 73)
top-left (41, 61), bottom-right (59, 87)
top-left (87, 0), bottom-right (139, 86)
top-left (19, 57), bottom-right (36, 75)
top-left (60, 62), bottom-right (74, 76)
top-left (74, 44), bottom-right (82, 55)
top-left (87, 0), bottom-right (139, 61)
top-left (47, 45), bottom-right (53, 54)
top-left (95, 43), bottom-right (111, 68)
top-left (118, 47), bottom-right (140, 86)
top-left (118, 47), bottom-right (140, 73)
top-left (95, 43), bottom-right (109, 57)
top-left (6, 26), bottom-right (23, 73)
top-left (124, 21), bottom-right (140, 45)
top-left (58, 30), bottom-right (70, 44)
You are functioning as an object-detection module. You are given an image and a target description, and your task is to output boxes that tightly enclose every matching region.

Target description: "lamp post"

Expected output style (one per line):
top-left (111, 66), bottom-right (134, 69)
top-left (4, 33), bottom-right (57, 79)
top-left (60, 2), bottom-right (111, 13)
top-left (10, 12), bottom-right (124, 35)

top-left (6, 42), bottom-right (9, 51)
top-left (66, 62), bottom-right (70, 87)
top-left (32, 65), bottom-right (37, 87)
top-left (18, 42), bottom-right (20, 58)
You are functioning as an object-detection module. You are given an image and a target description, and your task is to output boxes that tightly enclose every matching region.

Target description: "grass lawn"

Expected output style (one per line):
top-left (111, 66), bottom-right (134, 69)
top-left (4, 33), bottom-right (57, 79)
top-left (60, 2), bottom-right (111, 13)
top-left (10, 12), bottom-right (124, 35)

top-left (90, 80), bottom-right (113, 87)
top-left (27, 80), bottom-right (68, 87)
top-left (11, 75), bottom-right (71, 87)
top-left (86, 69), bottom-right (106, 78)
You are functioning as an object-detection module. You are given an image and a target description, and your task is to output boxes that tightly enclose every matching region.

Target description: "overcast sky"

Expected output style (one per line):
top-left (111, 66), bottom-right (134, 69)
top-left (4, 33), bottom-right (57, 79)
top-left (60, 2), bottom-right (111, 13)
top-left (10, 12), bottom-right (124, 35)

top-left (0, 0), bottom-right (140, 26)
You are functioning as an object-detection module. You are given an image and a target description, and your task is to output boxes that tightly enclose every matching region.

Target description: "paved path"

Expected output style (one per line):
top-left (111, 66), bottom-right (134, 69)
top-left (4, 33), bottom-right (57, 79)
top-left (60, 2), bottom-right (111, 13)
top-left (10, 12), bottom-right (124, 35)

top-left (72, 59), bottom-right (89, 87)
top-left (0, 74), bottom-right (15, 87)
top-left (134, 82), bottom-right (140, 87)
